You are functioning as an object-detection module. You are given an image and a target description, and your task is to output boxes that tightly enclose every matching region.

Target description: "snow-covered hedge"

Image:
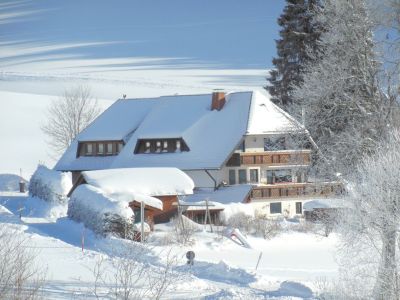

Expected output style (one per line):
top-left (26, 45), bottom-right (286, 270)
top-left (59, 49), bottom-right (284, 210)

top-left (68, 184), bottom-right (135, 238)
top-left (28, 165), bottom-right (72, 203)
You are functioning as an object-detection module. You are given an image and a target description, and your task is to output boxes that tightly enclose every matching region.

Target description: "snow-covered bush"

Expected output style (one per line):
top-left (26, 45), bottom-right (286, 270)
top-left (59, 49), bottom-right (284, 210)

top-left (68, 184), bottom-right (135, 239)
top-left (29, 164), bottom-right (72, 203)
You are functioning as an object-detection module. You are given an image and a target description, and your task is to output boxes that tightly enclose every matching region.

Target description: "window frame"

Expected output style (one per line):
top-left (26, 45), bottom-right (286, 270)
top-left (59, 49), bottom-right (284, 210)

top-left (270, 202), bottom-right (282, 214)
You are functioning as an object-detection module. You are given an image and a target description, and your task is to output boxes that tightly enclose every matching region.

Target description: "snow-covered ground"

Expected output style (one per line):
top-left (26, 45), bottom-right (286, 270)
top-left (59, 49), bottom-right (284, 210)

top-left (0, 191), bottom-right (338, 299)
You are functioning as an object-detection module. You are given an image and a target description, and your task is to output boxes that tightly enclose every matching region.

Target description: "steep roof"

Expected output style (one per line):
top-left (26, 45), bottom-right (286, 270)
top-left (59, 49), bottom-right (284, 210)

top-left (247, 91), bottom-right (305, 135)
top-left (54, 91), bottom-right (304, 172)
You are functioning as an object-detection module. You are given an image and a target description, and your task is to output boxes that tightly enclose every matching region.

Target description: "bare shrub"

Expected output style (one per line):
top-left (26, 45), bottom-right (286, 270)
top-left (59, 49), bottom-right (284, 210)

top-left (225, 213), bottom-right (284, 239)
top-left (225, 212), bottom-right (253, 235)
top-left (171, 215), bottom-right (199, 245)
top-left (0, 226), bottom-right (46, 299)
top-left (91, 243), bottom-right (181, 299)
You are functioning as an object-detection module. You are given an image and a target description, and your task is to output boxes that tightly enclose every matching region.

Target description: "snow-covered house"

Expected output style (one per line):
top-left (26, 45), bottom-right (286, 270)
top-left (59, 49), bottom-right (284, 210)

top-left (56, 90), bottom-right (340, 219)
top-left (68, 167), bottom-right (194, 231)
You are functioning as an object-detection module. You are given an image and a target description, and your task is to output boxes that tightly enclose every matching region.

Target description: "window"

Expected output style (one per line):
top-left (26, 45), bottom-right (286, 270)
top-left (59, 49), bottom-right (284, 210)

top-left (106, 143), bottom-right (113, 154)
top-left (229, 170), bottom-right (236, 185)
top-left (238, 169), bottom-right (247, 184)
top-left (249, 169), bottom-right (259, 183)
top-left (144, 141), bottom-right (151, 153)
top-left (296, 202), bottom-right (302, 214)
top-left (155, 141), bottom-right (161, 152)
top-left (274, 170), bottom-right (292, 183)
top-left (86, 143), bottom-right (93, 155)
top-left (117, 142), bottom-right (123, 153)
top-left (236, 140), bottom-right (245, 152)
top-left (270, 202), bottom-right (282, 214)
top-left (135, 138), bottom-right (189, 154)
top-left (162, 141), bottom-right (168, 152)
top-left (264, 136), bottom-right (286, 151)
top-left (97, 143), bottom-right (104, 155)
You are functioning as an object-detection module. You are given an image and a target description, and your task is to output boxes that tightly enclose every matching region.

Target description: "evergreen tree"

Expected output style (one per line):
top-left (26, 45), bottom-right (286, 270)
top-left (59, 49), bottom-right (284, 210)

top-left (266, 0), bottom-right (322, 109)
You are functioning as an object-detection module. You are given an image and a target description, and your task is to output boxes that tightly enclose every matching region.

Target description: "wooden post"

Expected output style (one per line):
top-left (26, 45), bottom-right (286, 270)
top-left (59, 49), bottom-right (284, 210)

top-left (140, 201), bottom-right (144, 243)
top-left (205, 199), bottom-right (213, 233)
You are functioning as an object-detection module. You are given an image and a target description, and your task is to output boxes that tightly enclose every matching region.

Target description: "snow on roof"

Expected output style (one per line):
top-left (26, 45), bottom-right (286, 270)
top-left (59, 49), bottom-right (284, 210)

top-left (303, 198), bottom-right (349, 211)
top-left (183, 185), bottom-right (253, 205)
top-left (246, 91), bottom-right (305, 135)
top-left (82, 167), bottom-right (194, 197)
top-left (111, 92), bottom-right (251, 170)
top-left (55, 91), bottom-right (305, 172)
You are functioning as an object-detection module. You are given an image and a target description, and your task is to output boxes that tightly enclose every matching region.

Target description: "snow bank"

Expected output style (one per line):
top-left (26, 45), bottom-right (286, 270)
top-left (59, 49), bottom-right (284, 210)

top-left (68, 184), bottom-right (134, 237)
top-left (29, 165), bottom-right (72, 203)
top-left (219, 203), bottom-right (255, 223)
top-left (0, 174), bottom-right (28, 192)
top-left (303, 198), bottom-right (349, 211)
top-left (82, 167), bottom-right (194, 196)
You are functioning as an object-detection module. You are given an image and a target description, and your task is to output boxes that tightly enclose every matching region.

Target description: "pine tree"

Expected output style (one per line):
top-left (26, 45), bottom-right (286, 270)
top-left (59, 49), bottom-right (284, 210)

top-left (266, 0), bottom-right (322, 109)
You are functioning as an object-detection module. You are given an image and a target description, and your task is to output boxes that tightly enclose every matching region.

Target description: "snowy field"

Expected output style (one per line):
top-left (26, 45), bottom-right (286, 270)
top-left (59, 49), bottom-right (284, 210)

top-left (0, 191), bottom-right (338, 299)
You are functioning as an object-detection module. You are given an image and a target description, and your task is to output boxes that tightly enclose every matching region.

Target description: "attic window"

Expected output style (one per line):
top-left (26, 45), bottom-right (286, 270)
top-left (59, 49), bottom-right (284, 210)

top-left (135, 138), bottom-right (189, 154)
top-left (78, 141), bottom-right (124, 157)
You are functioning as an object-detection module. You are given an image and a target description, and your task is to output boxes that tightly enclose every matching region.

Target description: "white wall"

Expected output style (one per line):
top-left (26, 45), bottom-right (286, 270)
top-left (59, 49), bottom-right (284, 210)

top-left (250, 198), bottom-right (312, 218)
top-left (184, 169), bottom-right (224, 188)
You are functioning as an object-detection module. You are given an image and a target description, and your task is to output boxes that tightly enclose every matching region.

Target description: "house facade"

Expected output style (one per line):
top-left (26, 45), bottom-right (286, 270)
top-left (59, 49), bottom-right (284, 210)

top-left (56, 90), bottom-right (340, 220)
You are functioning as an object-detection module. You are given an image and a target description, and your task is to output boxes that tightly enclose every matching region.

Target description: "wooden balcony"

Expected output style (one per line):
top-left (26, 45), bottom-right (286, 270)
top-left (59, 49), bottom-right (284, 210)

top-left (226, 150), bottom-right (311, 167)
top-left (250, 182), bottom-right (342, 200)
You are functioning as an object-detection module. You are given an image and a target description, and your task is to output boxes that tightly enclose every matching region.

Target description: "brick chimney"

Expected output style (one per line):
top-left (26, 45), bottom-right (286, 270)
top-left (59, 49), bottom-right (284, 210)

top-left (211, 91), bottom-right (226, 111)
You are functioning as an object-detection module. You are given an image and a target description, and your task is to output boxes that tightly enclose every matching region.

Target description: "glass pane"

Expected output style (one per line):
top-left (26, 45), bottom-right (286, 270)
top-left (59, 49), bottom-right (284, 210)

top-left (249, 169), bottom-right (258, 183)
top-left (98, 143), bottom-right (104, 154)
top-left (86, 143), bottom-right (93, 154)
top-left (274, 170), bottom-right (292, 183)
top-left (270, 202), bottom-right (282, 214)
top-left (229, 170), bottom-right (236, 185)
top-left (107, 143), bottom-right (113, 154)
top-left (296, 202), bottom-right (302, 214)
top-left (264, 136), bottom-right (286, 151)
top-left (238, 169), bottom-right (247, 184)
top-left (117, 142), bottom-right (123, 152)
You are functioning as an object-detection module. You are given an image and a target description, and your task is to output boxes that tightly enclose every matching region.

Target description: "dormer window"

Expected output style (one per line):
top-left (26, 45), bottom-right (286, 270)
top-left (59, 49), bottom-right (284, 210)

top-left (78, 140), bottom-right (124, 157)
top-left (135, 138), bottom-right (189, 154)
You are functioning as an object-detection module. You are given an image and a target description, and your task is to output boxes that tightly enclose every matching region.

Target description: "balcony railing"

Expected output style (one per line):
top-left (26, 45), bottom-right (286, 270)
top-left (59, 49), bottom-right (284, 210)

top-left (226, 150), bottom-right (311, 167)
top-left (250, 182), bottom-right (342, 200)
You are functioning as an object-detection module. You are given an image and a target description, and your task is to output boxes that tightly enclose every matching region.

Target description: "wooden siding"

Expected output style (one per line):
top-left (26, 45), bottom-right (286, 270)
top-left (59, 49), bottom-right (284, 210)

top-left (226, 150), bottom-right (311, 167)
top-left (250, 182), bottom-right (342, 200)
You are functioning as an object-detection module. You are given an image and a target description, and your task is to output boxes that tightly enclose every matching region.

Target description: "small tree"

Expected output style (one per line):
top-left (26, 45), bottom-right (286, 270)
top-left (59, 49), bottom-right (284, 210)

top-left (338, 130), bottom-right (400, 299)
top-left (42, 85), bottom-right (101, 157)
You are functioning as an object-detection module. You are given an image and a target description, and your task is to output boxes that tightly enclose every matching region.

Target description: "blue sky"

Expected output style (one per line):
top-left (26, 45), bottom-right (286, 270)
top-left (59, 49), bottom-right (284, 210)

top-left (1, 0), bottom-right (285, 70)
